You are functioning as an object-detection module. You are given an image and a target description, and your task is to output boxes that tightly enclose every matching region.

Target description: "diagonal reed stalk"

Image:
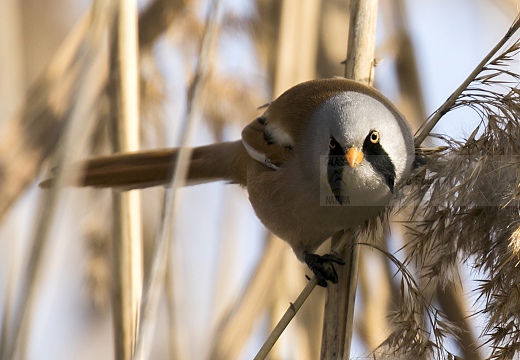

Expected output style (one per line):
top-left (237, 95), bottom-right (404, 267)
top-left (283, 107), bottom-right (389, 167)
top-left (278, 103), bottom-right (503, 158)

top-left (414, 14), bottom-right (520, 147)
top-left (253, 233), bottom-right (352, 360)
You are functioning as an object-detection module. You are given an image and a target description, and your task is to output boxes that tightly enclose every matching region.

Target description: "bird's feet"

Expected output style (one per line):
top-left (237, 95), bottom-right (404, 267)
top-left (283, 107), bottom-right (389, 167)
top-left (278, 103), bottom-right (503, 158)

top-left (304, 252), bottom-right (345, 287)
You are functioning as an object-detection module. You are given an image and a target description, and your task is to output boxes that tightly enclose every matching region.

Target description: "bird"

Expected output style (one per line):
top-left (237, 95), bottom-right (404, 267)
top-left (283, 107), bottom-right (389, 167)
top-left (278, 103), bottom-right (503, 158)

top-left (42, 78), bottom-right (417, 287)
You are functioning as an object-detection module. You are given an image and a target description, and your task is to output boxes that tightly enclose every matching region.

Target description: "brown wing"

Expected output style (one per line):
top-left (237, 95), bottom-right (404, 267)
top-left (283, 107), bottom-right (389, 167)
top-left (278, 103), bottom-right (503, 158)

top-left (241, 118), bottom-right (294, 169)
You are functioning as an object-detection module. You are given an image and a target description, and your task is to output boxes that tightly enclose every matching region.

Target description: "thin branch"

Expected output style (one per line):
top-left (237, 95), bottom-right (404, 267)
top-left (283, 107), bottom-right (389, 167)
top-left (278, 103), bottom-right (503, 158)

top-left (253, 279), bottom-right (318, 360)
top-left (414, 14), bottom-right (520, 146)
top-left (209, 237), bottom-right (286, 360)
top-left (253, 235), bottom-right (351, 360)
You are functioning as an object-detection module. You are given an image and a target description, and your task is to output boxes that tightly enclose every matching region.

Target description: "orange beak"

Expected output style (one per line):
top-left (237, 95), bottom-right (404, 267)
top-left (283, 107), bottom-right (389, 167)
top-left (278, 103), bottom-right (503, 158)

top-left (345, 147), bottom-right (364, 168)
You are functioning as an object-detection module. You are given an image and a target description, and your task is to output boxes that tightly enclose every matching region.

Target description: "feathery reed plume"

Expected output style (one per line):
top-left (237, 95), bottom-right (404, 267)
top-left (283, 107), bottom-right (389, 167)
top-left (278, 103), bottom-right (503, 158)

top-left (390, 16), bottom-right (520, 359)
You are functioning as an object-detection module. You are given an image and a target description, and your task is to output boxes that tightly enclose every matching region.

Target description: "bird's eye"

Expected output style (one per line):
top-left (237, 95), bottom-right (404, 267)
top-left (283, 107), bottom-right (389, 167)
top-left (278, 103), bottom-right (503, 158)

top-left (369, 131), bottom-right (380, 144)
top-left (329, 138), bottom-right (336, 149)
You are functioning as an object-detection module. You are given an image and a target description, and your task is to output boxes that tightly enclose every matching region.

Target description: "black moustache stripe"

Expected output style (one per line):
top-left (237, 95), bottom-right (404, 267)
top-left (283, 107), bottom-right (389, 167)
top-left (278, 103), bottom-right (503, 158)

top-left (362, 133), bottom-right (396, 193)
top-left (327, 137), bottom-right (347, 204)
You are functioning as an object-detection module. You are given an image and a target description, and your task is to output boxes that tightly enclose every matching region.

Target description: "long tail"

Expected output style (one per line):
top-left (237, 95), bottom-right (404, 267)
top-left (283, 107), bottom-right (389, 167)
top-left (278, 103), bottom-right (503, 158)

top-left (41, 141), bottom-right (250, 189)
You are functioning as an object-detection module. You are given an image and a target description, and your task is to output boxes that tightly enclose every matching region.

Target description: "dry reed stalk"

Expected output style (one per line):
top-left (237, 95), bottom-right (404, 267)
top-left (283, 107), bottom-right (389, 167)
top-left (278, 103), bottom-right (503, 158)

top-left (107, 0), bottom-right (142, 358)
top-left (343, 0), bottom-right (378, 83)
top-left (0, 2), bottom-right (114, 359)
top-left (133, 1), bottom-right (222, 359)
top-left (321, 1), bottom-right (379, 359)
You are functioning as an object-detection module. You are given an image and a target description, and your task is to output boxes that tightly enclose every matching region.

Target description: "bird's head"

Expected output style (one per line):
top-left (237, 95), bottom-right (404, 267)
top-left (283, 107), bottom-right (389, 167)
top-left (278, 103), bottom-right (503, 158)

top-left (302, 89), bottom-right (415, 205)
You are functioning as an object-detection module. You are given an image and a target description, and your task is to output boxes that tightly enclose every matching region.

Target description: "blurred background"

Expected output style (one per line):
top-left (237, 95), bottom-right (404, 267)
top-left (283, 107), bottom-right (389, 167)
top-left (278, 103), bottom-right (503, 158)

top-left (0, 0), bottom-right (519, 359)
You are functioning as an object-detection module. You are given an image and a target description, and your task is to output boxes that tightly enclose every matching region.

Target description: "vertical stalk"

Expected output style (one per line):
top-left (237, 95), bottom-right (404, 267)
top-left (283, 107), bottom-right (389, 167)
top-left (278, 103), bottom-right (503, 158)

top-left (322, 1), bottom-right (379, 359)
top-left (108, 0), bottom-right (142, 358)
top-left (133, 1), bottom-right (222, 359)
top-left (343, 0), bottom-right (378, 84)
